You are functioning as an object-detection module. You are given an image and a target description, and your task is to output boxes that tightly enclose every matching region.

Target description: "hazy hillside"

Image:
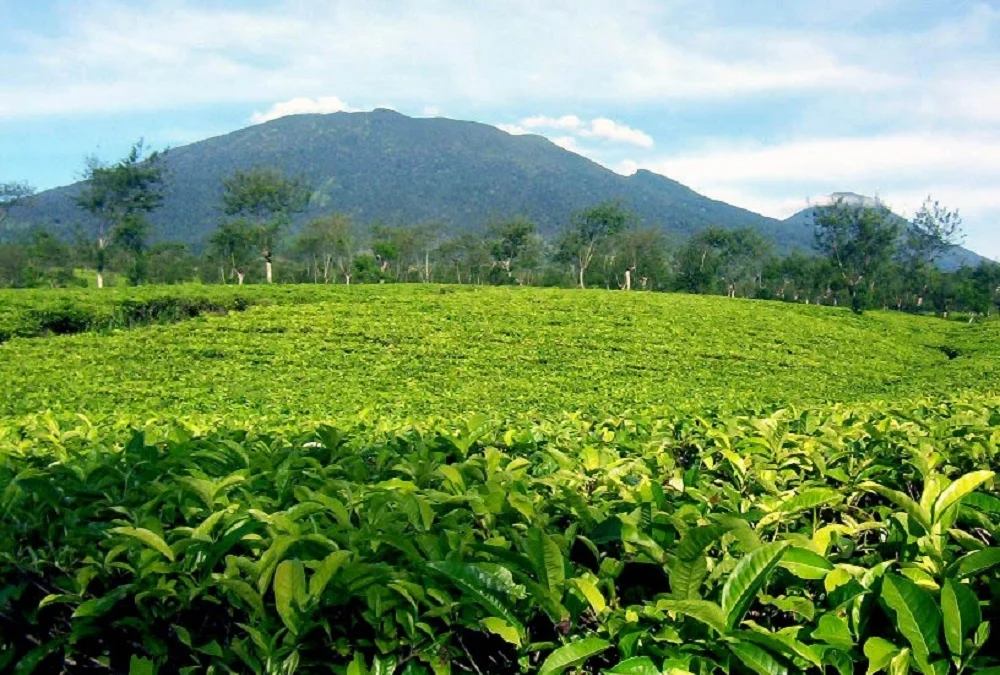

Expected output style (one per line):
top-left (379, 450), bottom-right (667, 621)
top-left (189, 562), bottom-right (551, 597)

top-left (3, 109), bottom-right (810, 250)
top-left (782, 192), bottom-right (989, 270)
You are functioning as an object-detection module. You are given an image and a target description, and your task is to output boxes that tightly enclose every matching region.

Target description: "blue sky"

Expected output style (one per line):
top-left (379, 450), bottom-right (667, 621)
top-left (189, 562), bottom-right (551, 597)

top-left (1, 0), bottom-right (998, 259)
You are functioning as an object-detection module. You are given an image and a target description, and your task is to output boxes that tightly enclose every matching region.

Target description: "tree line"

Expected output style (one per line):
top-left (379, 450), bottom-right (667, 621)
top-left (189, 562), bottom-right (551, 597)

top-left (2, 141), bottom-right (998, 317)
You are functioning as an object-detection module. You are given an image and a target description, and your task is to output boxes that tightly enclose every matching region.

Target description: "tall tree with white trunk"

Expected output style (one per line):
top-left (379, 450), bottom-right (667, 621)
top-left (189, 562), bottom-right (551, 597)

top-left (74, 141), bottom-right (166, 289)
top-left (220, 167), bottom-right (310, 283)
top-left (557, 201), bottom-right (632, 289)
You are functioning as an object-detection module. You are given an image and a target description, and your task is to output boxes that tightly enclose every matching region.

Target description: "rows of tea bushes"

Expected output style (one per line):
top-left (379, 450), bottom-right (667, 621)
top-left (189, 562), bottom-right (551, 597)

top-left (4, 285), bottom-right (999, 424)
top-left (0, 284), bottom-right (357, 343)
top-left (2, 397), bottom-right (998, 673)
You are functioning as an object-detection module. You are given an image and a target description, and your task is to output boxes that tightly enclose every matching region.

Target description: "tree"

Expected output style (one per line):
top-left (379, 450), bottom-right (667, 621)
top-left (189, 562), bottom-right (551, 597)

top-left (488, 217), bottom-right (537, 278)
top-left (209, 219), bottom-right (256, 284)
top-left (813, 198), bottom-right (900, 313)
top-left (0, 181), bottom-right (35, 226)
top-left (74, 141), bottom-right (167, 288)
top-left (905, 197), bottom-right (964, 307)
top-left (221, 167), bottom-right (310, 283)
top-left (558, 201), bottom-right (632, 289)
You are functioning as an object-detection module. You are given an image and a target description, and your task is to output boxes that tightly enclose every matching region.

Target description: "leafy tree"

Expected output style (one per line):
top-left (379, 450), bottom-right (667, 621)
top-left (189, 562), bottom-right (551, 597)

top-left (74, 141), bottom-right (167, 288)
top-left (813, 198), bottom-right (900, 313)
top-left (0, 181), bottom-right (34, 226)
top-left (209, 219), bottom-right (256, 284)
top-left (905, 197), bottom-right (964, 308)
top-left (0, 244), bottom-right (28, 287)
top-left (146, 242), bottom-right (198, 284)
top-left (558, 201), bottom-right (632, 289)
top-left (438, 232), bottom-right (491, 285)
top-left (675, 227), bottom-right (730, 294)
top-left (613, 227), bottom-right (671, 290)
top-left (488, 217), bottom-right (537, 278)
top-left (221, 167), bottom-right (310, 283)
top-left (294, 214), bottom-right (356, 283)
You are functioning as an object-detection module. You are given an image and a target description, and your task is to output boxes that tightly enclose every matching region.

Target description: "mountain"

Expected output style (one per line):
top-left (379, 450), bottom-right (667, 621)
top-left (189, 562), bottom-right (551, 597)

top-left (2, 109), bottom-right (812, 250)
top-left (782, 193), bottom-right (989, 270)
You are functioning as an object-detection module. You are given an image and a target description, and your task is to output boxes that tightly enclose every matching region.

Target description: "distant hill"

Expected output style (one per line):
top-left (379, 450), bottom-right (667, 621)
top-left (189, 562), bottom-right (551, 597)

top-left (782, 192), bottom-right (989, 270)
top-left (3, 111), bottom-right (991, 266)
top-left (2, 109), bottom-right (810, 250)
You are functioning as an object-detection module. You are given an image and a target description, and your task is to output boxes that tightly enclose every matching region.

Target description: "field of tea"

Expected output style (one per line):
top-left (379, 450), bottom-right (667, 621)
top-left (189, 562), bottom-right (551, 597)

top-left (1, 285), bottom-right (999, 674)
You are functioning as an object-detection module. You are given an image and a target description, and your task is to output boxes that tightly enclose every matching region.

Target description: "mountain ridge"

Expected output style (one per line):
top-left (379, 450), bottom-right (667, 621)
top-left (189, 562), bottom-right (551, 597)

top-left (2, 109), bottom-right (992, 266)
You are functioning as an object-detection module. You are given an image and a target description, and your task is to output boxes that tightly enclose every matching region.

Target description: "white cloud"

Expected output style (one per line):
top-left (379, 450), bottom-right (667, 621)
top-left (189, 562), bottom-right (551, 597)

top-left (251, 96), bottom-right (357, 124)
top-left (0, 0), bottom-right (915, 119)
top-left (500, 114), bottom-right (653, 147)
top-left (422, 105), bottom-right (441, 116)
top-left (551, 136), bottom-right (581, 152)
top-left (628, 133), bottom-right (1000, 260)
top-left (579, 118), bottom-right (653, 147)
top-left (522, 115), bottom-right (583, 130)
top-left (496, 123), bottom-right (529, 135)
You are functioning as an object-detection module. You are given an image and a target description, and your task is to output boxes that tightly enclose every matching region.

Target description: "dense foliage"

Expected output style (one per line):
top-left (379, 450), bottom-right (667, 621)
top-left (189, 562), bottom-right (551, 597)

top-left (2, 285), bottom-right (999, 423)
top-left (1, 397), bottom-right (998, 673)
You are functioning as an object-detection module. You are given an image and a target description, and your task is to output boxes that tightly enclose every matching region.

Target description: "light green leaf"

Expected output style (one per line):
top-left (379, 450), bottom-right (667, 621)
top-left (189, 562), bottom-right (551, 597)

top-left (880, 573), bottom-right (941, 662)
top-left (721, 541), bottom-right (789, 630)
top-left (308, 550), bottom-right (351, 602)
top-left (109, 526), bottom-right (174, 561)
top-left (657, 599), bottom-right (728, 634)
top-left (859, 482), bottom-right (931, 532)
top-left (538, 638), bottom-right (610, 675)
top-left (668, 554), bottom-right (708, 599)
top-left (482, 617), bottom-right (522, 647)
top-left (776, 488), bottom-right (843, 515)
top-left (779, 547), bottom-right (834, 580)
top-left (889, 649), bottom-right (910, 675)
top-left (950, 547), bottom-right (1000, 578)
top-left (933, 471), bottom-right (995, 522)
top-left (573, 576), bottom-right (606, 615)
top-left (941, 578), bottom-right (981, 659)
top-left (863, 637), bottom-right (900, 675)
top-left (605, 657), bottom-right (660, 675)
top-left (274, 559), bottom-right (306, 635)
top-left (728, 641), bottom-right (788, 675)
top-left (812, 614), bottom-right (854, 650)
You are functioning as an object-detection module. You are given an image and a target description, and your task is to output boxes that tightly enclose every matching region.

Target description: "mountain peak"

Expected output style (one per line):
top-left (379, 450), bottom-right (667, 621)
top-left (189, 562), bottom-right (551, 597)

top-left (819, 192), bottom-right (880, 208)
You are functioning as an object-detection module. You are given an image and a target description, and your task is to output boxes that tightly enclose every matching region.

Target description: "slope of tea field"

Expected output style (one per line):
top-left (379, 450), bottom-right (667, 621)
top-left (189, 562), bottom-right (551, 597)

top-left (1, 284), bottom-right (997, 424)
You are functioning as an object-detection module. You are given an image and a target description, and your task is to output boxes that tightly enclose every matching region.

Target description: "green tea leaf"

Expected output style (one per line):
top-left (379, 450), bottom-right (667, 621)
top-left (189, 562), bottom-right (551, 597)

top-left (274, 559), bottom-right (306, 635)
top-left (657, 599), bottom-right (728, 634)
top-left (933, 471), bottom-right (995, 522)
top-left (728, 641), bottom-right (788, 675)
top-left (863, 637), bottom-right (900, 675)
top-left (880, 573), bottom-right (941, 662)
top-left (481, 617), bottom-right (521, 647)
top-left (779, 547), bottom-right (834, 580)
top-left (109, 526), bottom-right (175, 561)
top-left (941, 578), bottom-right (980, 658)
top-left (721, 541), bottom-right (788, 630)
top-left (538, 638), bottom-right (609, 675)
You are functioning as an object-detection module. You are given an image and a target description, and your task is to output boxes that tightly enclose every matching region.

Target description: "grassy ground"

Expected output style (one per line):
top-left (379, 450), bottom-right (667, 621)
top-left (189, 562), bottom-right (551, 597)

top-left (1, 284), bottom-right (997, 424)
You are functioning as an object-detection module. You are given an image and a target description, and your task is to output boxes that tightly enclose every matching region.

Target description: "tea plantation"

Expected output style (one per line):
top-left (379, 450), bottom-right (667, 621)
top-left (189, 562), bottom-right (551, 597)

top-left (1, 285), bottom-right (999, 674)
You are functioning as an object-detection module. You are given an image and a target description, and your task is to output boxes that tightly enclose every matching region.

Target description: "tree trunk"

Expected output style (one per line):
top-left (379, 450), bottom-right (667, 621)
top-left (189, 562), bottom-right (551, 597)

top-left (425, 251), bottom-right (430, 282)
top-left (96, 271), bottom-right (104, 289)
top-left (236, 271), bottom-right (245, 285)
top-left (345, 273), bottom-right (351, 285)
top-left (624, 269), bottom-right (631, 291)
top-left (578, 265), bottom-right (586, 289)
top-left (265, 260), bottom-right (273, 284)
